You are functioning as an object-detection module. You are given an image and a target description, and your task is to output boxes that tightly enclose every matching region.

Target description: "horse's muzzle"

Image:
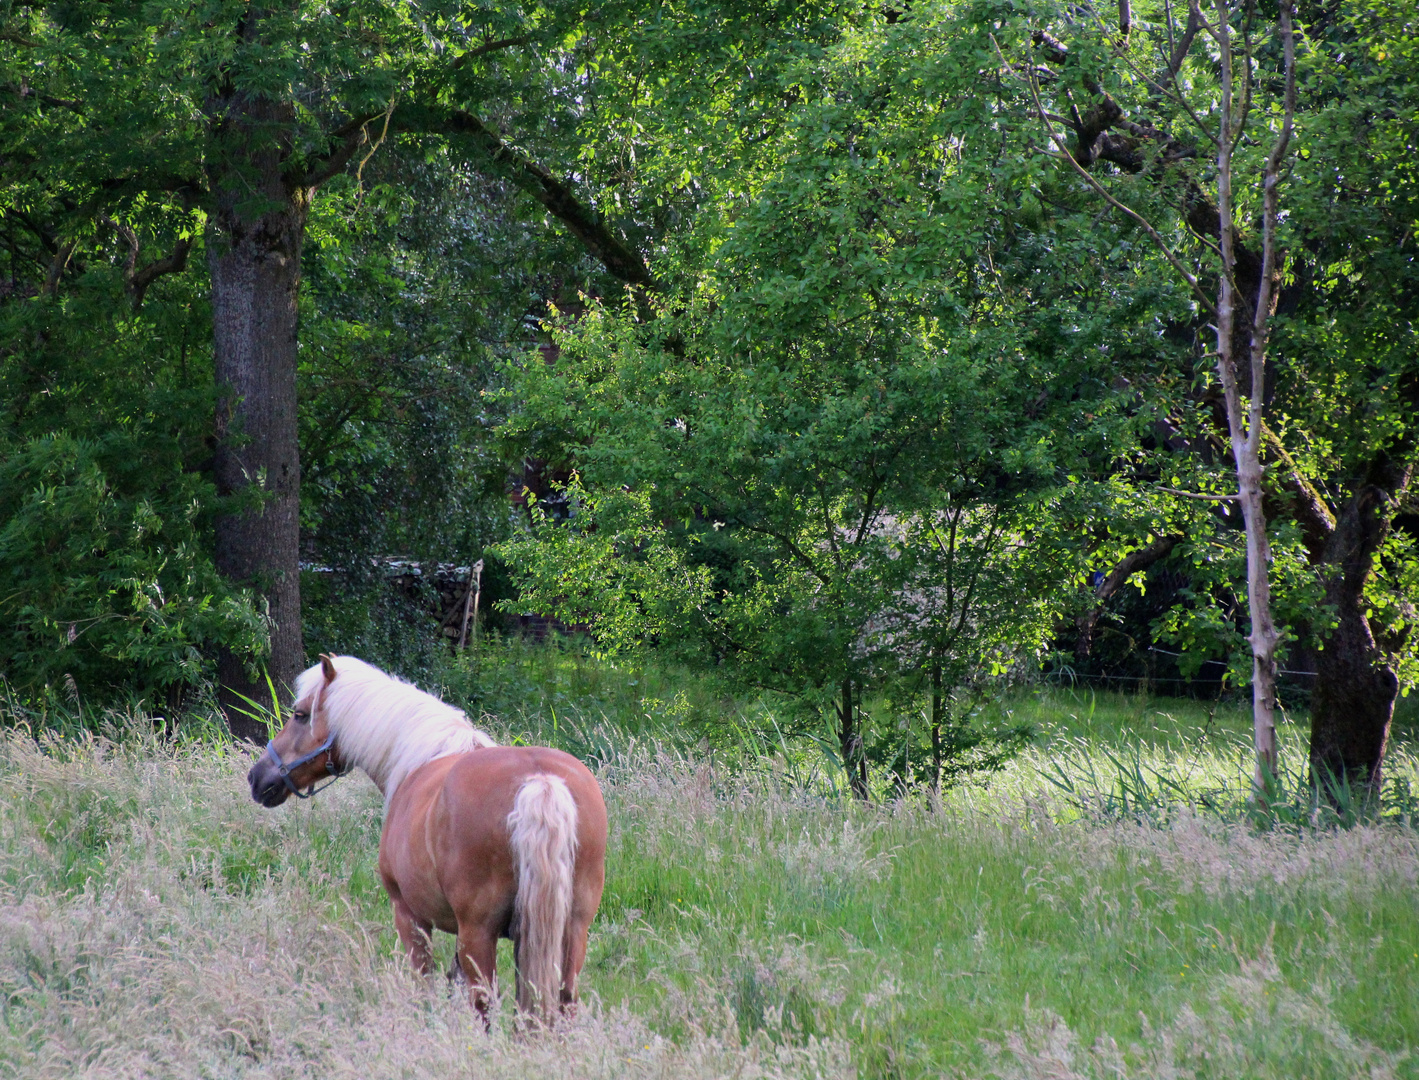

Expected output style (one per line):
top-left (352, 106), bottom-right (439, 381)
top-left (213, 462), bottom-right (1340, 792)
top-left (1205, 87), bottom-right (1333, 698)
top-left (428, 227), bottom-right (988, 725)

top-left (247, 758), bottom-right (292, 808)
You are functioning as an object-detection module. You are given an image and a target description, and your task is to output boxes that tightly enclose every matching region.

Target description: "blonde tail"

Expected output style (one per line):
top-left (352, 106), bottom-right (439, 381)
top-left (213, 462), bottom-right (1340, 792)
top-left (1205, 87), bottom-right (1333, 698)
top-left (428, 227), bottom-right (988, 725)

top-left (507, 774), bottom-right (579, 1023)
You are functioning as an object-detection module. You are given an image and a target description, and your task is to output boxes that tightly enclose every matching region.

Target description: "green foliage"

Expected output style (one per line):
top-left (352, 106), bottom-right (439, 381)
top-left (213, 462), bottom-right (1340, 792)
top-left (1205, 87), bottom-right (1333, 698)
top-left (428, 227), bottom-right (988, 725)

top-left (1153, 518), bottom-right (1332, 687)
top-left (0, 264), bottom-right (267, 707)
top-left (494, 4), bottom-right (1201, 783)
top-left (0, 0), bottom-right (664, 700)
top-left (0, 432), bottom-right (266, 703)
top-left (298, 152), bottom-right (550, 566)
top-left (1000, 0), bottom-right (1419, 697)
top-left (3, 0), bottom-right (1415, 757)
top-left (295, 153), bottom-right (548, 675)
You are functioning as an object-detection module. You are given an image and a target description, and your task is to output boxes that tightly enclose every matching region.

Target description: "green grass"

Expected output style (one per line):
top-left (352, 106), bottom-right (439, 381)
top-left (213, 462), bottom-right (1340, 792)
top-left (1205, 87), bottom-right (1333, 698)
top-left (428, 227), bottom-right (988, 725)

top-left (0, 652), bottom-right (1415, 1078)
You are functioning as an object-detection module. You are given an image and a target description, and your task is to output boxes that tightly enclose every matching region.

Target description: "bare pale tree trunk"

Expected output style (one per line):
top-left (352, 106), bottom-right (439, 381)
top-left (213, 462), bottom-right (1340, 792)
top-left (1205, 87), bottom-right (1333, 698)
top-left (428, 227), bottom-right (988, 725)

top-left (1198, 0), bottom-right (1294, 797)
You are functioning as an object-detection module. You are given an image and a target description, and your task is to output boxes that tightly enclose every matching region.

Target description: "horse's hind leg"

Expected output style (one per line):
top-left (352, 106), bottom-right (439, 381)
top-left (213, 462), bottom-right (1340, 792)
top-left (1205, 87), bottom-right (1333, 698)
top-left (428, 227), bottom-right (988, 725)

top-left (559, 915), bottom-right (593, 1017)
top-left (455, 922), bottom-right (500, 1027)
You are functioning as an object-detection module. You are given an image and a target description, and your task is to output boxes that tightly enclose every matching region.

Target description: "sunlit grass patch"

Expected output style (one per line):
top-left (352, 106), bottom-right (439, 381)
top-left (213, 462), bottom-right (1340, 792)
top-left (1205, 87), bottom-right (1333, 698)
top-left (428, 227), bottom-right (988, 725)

top-left (592, 751), bottom-right (1418, 1078)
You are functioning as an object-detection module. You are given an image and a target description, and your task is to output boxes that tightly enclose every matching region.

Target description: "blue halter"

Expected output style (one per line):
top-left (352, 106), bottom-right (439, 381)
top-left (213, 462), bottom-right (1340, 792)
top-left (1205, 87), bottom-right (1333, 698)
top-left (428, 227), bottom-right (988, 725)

top-left (264, 729), bottom-right (350, 798)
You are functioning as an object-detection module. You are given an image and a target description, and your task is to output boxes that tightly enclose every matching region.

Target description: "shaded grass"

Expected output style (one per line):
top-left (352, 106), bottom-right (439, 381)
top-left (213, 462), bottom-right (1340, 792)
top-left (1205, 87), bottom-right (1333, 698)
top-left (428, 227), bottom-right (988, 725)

top-left (0, 656), bottom-right (1415, 1078)
top-left (443, 639), bottom-right (1419, 820)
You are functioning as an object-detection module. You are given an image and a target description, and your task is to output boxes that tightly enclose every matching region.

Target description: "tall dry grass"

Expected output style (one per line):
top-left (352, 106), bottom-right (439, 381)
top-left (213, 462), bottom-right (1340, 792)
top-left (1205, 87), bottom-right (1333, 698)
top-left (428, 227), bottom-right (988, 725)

top-left (0, 729), bottom-right (848, 1078)
top-left (0, 709), bottom-right (1414, 1078)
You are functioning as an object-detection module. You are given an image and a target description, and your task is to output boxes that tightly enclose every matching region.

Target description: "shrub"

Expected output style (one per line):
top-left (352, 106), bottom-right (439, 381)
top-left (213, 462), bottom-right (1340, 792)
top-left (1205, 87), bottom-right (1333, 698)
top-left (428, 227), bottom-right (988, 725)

top-left (0, 432), bottom-right (266, 707)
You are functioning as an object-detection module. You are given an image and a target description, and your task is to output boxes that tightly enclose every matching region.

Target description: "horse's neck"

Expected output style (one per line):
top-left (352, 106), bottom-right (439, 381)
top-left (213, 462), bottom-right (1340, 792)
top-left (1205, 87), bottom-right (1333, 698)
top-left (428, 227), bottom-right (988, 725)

top-left (350, 717), bottom-right (470, 803)
top-left (351, 747), bottom-right (395, 801)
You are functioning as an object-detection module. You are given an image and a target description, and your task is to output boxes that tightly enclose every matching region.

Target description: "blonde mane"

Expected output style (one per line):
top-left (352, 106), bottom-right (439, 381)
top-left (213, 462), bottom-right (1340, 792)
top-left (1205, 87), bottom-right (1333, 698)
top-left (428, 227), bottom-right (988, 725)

top-left (295, 655), bottom-right (495, 801)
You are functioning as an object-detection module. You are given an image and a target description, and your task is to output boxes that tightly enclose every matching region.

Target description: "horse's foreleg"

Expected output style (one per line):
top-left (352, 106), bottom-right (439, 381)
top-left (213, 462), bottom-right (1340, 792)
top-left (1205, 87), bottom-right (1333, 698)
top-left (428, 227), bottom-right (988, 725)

top-left (391, 897), bottom-right (435, 977)
top-left (455, 923), bottom-right (500, 1027)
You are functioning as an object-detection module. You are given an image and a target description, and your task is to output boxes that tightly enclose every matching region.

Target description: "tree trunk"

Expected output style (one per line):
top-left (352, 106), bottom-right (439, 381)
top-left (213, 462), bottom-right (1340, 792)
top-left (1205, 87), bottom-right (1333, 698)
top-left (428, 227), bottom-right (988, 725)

top-left (1234, 440), bottom-right (1281, 793)
top-left (1308, 482), bottom-right (1408, 800)
top-left (930, 660), bottom-right (943, 796)
top-left (1309, 601), bottom-right (1397, 803)
top-left (1268, 428), bottom-right (1414, 805)
top-left (1212, 0), bottom-right (1293, 798)
top-left (839, 677), bottom-right (868, 799)
top-left (207, 97), bottom-right (309, 742)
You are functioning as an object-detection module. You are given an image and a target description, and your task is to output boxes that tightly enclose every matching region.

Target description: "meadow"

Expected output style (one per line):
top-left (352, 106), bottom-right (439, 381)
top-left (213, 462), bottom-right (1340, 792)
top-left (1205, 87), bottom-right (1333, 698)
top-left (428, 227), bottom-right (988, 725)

top-left (1, 646), bottom-right (1416, 1079)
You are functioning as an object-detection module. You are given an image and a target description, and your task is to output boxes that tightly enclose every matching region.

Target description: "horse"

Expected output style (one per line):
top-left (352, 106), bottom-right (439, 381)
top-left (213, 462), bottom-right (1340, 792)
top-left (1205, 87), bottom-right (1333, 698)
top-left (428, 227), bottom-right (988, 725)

top-left (245, 654), bottom-right (607, 1025)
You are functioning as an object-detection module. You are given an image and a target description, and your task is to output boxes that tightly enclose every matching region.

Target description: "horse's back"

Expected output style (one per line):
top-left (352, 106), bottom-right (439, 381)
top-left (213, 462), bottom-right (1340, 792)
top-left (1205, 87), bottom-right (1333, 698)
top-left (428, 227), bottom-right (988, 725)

top-left (443, 745), bottom-right (606, 835)
top-left (380, 745), bottom-right (606, 935)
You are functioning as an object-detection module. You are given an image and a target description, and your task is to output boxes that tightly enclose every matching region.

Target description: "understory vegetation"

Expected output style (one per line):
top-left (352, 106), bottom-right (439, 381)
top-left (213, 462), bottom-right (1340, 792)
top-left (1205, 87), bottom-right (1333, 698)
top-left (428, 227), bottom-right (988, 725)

top-left (1, 652), bottom-right (1415, 1079)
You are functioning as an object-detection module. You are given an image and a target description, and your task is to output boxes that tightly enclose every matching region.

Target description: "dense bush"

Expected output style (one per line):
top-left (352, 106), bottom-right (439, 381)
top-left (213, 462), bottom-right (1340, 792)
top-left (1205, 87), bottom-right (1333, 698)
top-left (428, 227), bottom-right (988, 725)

top-left (0, 432), bottom-right (266, 706)
top-left (0, 279), bottom-right (266, 708)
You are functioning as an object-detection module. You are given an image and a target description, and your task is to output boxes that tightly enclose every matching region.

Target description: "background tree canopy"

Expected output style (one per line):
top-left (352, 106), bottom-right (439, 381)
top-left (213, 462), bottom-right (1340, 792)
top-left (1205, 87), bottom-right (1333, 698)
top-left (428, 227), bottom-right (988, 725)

top-left (1, 0), bottom-right (1415, 794)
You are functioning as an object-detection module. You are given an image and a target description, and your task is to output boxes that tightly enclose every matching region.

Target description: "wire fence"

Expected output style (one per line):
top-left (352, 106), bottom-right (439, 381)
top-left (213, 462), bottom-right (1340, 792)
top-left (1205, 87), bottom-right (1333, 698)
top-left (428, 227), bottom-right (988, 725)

top-left (1046, 646), bottom-right (1317, 695)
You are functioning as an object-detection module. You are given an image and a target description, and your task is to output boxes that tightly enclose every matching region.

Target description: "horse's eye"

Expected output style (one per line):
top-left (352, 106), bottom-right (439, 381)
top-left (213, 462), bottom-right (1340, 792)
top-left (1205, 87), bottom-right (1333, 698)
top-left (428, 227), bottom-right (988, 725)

top-left (293, 710), bottom-right (310, 724)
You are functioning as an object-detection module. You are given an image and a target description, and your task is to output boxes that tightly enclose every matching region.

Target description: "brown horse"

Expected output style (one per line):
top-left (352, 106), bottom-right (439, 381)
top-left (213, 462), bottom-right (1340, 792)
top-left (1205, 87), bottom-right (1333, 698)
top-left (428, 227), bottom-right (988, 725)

top-left (246, 654), bottom-right (607, 1024)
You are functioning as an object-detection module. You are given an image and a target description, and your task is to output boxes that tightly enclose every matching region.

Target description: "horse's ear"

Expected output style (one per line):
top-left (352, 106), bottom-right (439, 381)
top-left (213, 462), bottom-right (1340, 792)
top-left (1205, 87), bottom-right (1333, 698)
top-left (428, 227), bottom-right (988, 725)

top-left (320, 654), bottom-right (338, 683)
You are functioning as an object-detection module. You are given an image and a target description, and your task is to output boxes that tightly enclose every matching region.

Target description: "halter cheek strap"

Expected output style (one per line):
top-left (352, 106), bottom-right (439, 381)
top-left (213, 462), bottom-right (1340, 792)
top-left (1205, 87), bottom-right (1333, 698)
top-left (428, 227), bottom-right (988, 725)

top-left (264, 730), bottom-right (351, 799)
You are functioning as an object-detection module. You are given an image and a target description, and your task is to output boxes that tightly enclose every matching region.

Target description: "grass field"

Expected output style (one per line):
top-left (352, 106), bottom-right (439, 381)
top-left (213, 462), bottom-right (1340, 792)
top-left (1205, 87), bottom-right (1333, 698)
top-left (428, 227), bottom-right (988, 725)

top-left (1, 649), bottom-right (1416, 1078)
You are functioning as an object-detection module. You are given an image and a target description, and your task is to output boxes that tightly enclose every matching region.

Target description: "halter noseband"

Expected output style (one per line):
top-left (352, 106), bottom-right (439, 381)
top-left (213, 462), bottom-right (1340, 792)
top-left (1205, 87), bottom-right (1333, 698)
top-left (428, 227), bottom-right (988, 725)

top-left (264, 729), bottom-right (351, 799)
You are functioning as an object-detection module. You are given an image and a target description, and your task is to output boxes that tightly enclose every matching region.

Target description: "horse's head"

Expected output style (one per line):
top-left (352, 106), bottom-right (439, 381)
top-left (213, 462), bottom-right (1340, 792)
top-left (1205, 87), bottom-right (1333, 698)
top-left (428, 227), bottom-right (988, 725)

top-left (247, 654), bottom-right (351, 807)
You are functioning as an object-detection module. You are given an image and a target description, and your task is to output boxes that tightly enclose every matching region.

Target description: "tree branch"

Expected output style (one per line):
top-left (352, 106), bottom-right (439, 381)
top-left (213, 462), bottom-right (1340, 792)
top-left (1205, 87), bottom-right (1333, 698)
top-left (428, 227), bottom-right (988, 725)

top-left (1004, 37), bottom-right (1215, 313)
top-left (43, 238), bottom-right (75, 296)
top-left (1156, 485), bottom-right (1238, 501)
top-left (445, 110), bottom-right (658, 290)
top-left (128, 234), bottom-right (193, 310)
top-left (1075, 533), bottom-right (1181, 660)
top-left (10, 80), bottom-right (85, 114)
top-left (1168, 6), bottom-right (1202, 78)
top-left (1260, 424), bottom-right (1335, 562)
top-left (449, 34), bottom-right (535, 70)
top-left (730, 516), bottom-right (834, 589)
top-left (1101, 535), bottom-right (1181, 601)
top-left (300, 109), bottom-right (385, 189)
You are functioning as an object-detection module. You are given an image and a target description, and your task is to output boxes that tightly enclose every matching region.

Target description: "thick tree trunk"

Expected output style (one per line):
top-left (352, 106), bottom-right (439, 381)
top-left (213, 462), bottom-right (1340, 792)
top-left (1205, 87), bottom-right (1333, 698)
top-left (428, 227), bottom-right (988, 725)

top-left (1309, 601), bottom-right (1396, 802)
top-left (207, 99), bottom-right (309, 742)
top-left (1308, 483), bottom-right (1408, 800)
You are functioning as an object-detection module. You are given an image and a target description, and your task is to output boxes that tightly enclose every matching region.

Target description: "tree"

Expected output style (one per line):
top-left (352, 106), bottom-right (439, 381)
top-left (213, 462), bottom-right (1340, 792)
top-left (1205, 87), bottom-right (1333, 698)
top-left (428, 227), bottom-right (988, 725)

top-left (2, 0), bottom-right (865, 734)
top-left (1008, 0), bottom-right (1418, 799)
top-left (498, 16), bottom-right (1139, 795)
top-left (0, 155), bottom-right (279, 704)
top-left (0, 0), bottom-right (627, 731)
top-left (1013, 0), bottom-right (1297, 794)
top-left (1270, 0), bottom-right (1419, 794)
